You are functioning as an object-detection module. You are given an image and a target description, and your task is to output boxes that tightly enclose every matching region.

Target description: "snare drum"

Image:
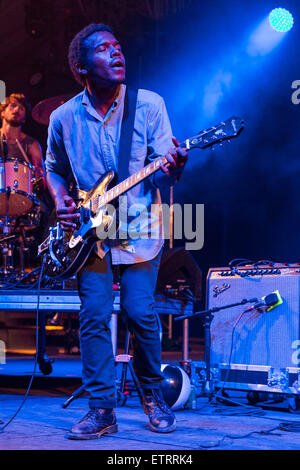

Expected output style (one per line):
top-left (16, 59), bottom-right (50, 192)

top-left (0, 158), bottom-right (36, 216)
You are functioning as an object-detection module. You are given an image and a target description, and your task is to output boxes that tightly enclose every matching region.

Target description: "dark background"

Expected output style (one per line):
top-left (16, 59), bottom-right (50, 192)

top-left (1, 0), bottom-right (300, 304)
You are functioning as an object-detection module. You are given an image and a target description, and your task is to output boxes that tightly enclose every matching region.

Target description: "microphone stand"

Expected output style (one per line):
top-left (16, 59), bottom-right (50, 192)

top-left (174, 296), bottom-right (258, 400)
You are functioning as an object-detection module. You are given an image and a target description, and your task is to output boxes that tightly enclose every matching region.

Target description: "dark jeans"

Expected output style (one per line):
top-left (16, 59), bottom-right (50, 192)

top-left (77, 250), bottom-right (164, 409)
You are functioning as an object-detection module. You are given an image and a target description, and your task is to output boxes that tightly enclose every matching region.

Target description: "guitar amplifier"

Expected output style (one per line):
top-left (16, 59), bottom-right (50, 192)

top-left (205, 264), bottom-right (300, 396)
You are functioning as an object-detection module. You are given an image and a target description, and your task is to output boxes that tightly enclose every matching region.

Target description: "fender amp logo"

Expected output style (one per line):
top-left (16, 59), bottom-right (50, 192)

top-left (213, 283), bottom-right (230, 297)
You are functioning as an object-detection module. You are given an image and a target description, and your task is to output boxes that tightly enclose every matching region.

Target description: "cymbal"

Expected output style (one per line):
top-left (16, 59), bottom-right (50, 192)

top-left (31, 94), bottom-right (74, 125)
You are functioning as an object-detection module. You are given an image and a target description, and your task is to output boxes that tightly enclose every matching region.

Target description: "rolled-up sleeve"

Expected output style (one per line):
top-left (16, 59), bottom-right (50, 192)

top-left (45, 111), bottom-right (72, 179)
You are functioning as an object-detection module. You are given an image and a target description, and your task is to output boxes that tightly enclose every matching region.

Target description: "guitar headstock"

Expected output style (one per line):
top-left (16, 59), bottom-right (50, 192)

top-left (185, 117), bottom-right (244, 150)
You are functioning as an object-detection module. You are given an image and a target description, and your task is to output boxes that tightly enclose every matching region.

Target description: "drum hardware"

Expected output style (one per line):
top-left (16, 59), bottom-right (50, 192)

top-left (16, 232), bottom-right (26, 275)
top-left (0, 201), bottom-right (41, 279)
top-left (0, 233), bottom-right (17, 243)
top-left (0, 236), bottom-right (30, 279)
top-left (0, 134), bottom-right (45, 279)
top-left (0, 158), bottom-right (37, 217)
top-left (1, 133), bottom-right (9, 218)
top-left (0, 219), bottom-right (17, 276)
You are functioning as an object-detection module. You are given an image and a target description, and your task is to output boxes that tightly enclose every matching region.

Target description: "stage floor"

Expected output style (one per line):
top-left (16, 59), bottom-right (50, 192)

top-left (0, 355), bottom-right (300, 451)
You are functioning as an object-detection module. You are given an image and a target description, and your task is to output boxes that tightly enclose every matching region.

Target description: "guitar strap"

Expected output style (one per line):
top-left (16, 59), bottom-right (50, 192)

top-left (117, 87), bottom-right (138, 183)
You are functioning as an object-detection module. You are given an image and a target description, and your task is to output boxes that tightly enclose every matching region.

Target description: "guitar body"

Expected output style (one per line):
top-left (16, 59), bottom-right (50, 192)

top-left (43, 171), bottom-right (117, 280)
top-left (47, 230), bottom-right (98, 280)
top-left (39, 117), bottom-right (244, 280)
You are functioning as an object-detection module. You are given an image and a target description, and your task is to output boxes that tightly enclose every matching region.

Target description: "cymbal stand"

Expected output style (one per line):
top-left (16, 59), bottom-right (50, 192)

top-left (15, 225), bottom-right (30, 277)
top-left (1, 133), bottom-right (10, 219)
top-left (17, 233), bottom-right (25, 276)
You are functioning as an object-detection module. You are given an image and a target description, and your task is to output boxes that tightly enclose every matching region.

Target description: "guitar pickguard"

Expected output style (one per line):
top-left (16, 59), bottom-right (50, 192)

top-left (68, 172), bottom-right (115, 248)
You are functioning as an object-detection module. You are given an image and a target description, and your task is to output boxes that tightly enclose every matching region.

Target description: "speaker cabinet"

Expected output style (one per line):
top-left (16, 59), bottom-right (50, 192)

top-left (207, 265), bottom-right (300, 369)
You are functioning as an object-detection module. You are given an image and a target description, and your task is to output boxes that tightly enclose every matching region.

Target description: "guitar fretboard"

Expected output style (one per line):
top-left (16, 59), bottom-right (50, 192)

top-left (92, 124), bottom-right (231, 209)
top-left (91, 154), bottom-right (169, 210)
top-left (38, 116), bottom-right (243, 255)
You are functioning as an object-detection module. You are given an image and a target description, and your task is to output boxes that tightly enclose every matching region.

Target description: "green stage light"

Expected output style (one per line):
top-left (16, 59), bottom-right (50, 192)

top-left (269, 8), bottom-right (294, 32)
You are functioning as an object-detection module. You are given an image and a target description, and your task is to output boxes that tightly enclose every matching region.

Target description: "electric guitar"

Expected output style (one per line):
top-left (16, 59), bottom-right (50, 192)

top-left (38, 117), bottom-right (244, 280)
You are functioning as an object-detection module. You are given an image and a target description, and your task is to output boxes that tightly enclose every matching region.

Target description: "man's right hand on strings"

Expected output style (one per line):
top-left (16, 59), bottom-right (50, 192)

top-left (56, 195), bottom-right (80, 231)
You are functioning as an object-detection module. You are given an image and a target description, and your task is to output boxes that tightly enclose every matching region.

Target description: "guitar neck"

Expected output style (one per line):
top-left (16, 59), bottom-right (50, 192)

top-left (90, 115), bottom-right (245, 210)
top-left (97, 140), bottom-right (192, 207)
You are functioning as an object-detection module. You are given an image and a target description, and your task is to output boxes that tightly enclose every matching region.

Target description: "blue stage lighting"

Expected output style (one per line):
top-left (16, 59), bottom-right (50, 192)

top-left (269, 8), bottom-right (294, 32)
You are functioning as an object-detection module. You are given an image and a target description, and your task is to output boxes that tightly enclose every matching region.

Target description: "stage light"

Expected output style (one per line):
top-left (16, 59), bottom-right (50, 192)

top-left (247, 9), bottom-right (293, 57)
top-left (269, 8), bottom-right (294, 32)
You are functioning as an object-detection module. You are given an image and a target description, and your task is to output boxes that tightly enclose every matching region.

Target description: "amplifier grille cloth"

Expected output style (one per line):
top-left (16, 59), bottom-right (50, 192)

top-left (207, 272), bottom-right (300, 368)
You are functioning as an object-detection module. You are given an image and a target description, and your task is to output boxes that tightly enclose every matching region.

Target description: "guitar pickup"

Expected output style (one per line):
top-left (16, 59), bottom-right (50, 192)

top-left (80, 206), bottom-right (92, 224)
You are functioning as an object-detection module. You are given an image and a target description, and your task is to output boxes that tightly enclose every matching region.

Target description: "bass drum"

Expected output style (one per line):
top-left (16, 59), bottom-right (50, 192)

top-left (0, 158), bottom-right (36, 216)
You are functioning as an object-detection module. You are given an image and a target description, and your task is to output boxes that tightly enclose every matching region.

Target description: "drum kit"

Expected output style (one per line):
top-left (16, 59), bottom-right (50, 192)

top-left (0, 94), bottom-right (73, 280)
top-left (0, 149), bottom-right (43, 278)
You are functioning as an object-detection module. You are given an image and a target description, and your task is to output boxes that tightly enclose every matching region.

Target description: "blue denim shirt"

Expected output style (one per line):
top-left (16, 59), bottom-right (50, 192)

top-left (45, 85), bottom-right (178, 264)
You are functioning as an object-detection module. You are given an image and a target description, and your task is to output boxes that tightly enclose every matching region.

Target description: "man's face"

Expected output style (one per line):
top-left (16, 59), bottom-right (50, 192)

top-left (83, 31), bottom-right (126, 87)
top-left (1, 100), bottom-right (26, 126)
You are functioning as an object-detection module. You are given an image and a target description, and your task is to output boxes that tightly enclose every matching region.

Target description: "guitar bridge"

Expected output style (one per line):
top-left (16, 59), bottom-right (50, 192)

top-left (49, 223), bottom-right (64, 267)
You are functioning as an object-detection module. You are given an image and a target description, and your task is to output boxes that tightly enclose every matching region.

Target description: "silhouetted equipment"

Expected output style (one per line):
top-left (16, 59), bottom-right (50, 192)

top-left (156, 247), bottom-right (202, 300)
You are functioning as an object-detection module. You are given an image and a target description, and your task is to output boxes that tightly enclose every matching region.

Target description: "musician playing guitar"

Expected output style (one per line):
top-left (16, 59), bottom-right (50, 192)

top-left (45, 23), bottom-right (187, 440)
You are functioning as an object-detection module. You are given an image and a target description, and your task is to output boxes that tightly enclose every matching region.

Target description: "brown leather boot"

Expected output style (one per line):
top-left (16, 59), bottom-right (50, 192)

top-left (67, 408), bottom-right (118, 440)
top-left (142, 388), bottom-right (176, 433)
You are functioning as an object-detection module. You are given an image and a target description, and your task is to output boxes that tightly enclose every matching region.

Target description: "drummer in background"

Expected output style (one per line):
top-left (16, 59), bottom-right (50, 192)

top-left (0, 92), bottom-right (53, 246)
top-left (0, 93), bottom-right (46, 186)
